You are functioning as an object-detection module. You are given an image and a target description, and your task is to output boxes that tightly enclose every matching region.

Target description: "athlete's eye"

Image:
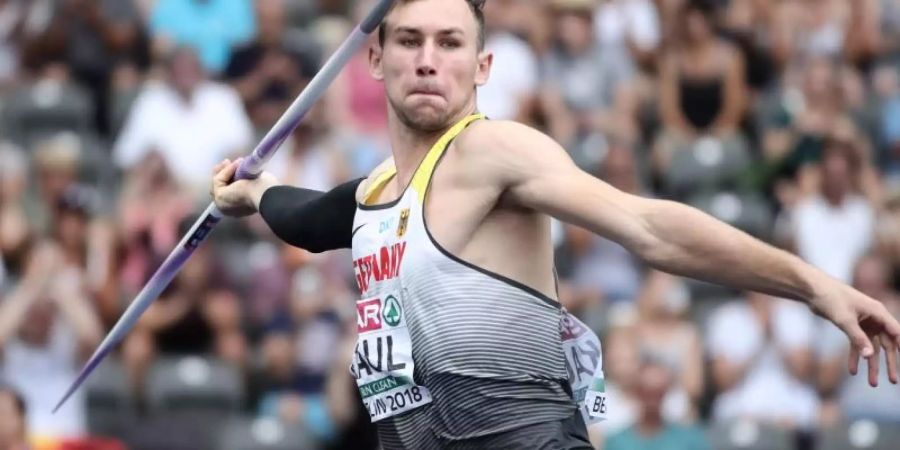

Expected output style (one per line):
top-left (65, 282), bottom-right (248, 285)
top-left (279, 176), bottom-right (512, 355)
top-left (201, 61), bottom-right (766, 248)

top-left (399, 38), bottom-right (420, 48)
top-left (440, 39), bottom-right (461, 49)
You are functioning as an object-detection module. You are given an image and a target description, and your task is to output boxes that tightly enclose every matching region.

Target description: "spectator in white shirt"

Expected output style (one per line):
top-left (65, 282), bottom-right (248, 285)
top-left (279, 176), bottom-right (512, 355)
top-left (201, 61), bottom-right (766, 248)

top-left (478, 0), bottom-right (539, 121)
top-left (594, 0), bottom-right (660, 68)
top-left (707, 291), bottom-right (820, 429)
top-left (791, 137), bottom-right (876, 284)
top-left (113, 47), bottom-right (253, 194)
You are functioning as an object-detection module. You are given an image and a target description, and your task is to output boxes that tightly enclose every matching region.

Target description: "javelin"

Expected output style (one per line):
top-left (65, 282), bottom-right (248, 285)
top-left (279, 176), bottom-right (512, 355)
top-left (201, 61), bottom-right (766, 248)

top-left (54, 0), bottom-right (395, 413)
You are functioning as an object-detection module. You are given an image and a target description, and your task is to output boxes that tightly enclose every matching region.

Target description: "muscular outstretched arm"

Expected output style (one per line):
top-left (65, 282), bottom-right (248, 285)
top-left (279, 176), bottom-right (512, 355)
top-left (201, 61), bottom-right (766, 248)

top-left (461, 120), bottom-right (900, 386)
top-left (469, 121), bottom-right (816, 298)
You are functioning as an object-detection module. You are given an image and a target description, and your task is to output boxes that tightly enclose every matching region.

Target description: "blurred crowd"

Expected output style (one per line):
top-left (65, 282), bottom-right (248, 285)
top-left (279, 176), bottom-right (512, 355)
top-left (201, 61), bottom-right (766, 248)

top-left (0, 0), bottom-right (899, 449)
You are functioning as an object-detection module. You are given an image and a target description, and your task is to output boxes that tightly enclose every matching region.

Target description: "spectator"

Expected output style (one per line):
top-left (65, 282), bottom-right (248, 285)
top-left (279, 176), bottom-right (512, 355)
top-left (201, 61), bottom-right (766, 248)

top-left (600, 304), bottom-right (690, 436)
top-left (477, 0), bottom-right (539, 122)
top-left (224, 0), bottom-right (320, 132)
top-left (719, 0), bottom-right (778, 93)
top-left (786, 135), bottom-right (877, 283)
top-left (594, 0), bottom-right (661, 70)
top-left (29, 134), bottom-right (83, 236)
top-left (539, 0), bottom-right (637, 169)
top-left (149, 0), bottom-right (256, 74)
top-left (0, 242), bottom-right (103, 440)
top-left (121, 217), bottom-right (248, 398)
top-left (763, 58), bottom-right (868, 167)
top-left (18, 0), bottom-right (146, 134)
top-left (633, 270), bottom-right (703, 420)
top-left (873, 62), bottom-right (900, 186)
top-left (51, 184), bottom-right (119, 328)
top-left (113, 46), bottom-right (254, 194)
top-left (248, 265), bottom-right (348, 443)
top-left (706, 291), bottom-right (819, 429)
top-left (266, 96), bottom-right (350, 192)
top-left (604, 356), bottom-right (710, 450)
top-left (246, 324), bottom-right (297, 413)
top-left (844, 0), bottom-right (882, 72)
top-left (760, 61), bottom-right (883, 216)
top-left (0, 386), bottom-right (28, 450)
top-left (876, 188), bottom-right (900, 288)
top-left (762, 58), bottom-right (843, 167)
top-left (115, 151), bottom-right (194, 300)
top-left (0, 143), bottom-right (31, 295)
top-left (0, 0), bottom-right (28, 87)
top-left (771, 0), bottom-right (848, 67)
top-left (817, 251), bottom-right (900, 424)
top-left (654, 0), bottom-right (747, 176)
top-left (327, 0), bottom-right (388, 135)
top-left (879, 0), bottom-right (900, 63)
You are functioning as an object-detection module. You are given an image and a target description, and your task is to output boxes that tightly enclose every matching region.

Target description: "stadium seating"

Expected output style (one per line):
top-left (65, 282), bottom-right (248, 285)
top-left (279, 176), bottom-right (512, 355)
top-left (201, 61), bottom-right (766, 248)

top-left (707, 419), bottom-right (795, 450)
top-left (144, 355), bottom-right (245, 416)
top-left (84, 358), bottom-right (134, 440)
top-left (664, 134), bottom-right (754, 200)
top-left (1, 80), bottom-right (94, 148)
top-left (217, 417), bottom-right (317, 450)
top-left (817, 420), bottom-right (900, 450)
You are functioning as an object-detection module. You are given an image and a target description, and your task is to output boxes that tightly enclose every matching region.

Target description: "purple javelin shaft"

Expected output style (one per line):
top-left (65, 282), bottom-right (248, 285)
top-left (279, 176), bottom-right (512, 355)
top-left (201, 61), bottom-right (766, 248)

top-left (53, 0), bottom-right (395, 413)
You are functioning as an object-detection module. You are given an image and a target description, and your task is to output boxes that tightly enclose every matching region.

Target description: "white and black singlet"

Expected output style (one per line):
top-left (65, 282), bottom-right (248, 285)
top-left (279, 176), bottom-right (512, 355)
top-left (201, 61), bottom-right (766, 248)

top-left (349, 114), bottom-right (596, 449)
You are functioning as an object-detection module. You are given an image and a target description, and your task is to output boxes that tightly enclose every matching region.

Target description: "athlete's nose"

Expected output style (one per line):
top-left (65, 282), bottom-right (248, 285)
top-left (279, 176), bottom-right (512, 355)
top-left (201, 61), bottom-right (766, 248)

top-left (415, 40), bottom-right (438, 77)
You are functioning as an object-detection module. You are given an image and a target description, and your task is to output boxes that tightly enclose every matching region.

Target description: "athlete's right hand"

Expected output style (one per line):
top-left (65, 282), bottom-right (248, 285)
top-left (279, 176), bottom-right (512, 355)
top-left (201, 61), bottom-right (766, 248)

top-left (211, 158), bottom-right (280, 217)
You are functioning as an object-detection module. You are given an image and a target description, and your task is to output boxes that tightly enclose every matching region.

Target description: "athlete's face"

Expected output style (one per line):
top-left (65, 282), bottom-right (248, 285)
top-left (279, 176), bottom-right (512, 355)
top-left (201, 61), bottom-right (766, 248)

top-left (371, 0), bottom-right (492, 132)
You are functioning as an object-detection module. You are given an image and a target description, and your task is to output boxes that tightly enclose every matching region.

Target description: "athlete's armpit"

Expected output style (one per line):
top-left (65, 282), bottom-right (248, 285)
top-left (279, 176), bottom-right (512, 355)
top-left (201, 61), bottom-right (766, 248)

top-left (259, 178), bottom-right (365, 253)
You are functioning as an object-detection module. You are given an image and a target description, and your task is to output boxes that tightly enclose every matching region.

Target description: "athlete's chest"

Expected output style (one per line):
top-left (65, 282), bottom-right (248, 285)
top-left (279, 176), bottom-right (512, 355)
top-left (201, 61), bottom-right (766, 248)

top-left (351, 190), bottom-right (422, 296)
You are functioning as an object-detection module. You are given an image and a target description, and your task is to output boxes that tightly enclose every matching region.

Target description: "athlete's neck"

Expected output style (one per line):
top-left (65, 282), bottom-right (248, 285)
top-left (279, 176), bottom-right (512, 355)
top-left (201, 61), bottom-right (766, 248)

top-left (386, 105), bottom-right (478, 187)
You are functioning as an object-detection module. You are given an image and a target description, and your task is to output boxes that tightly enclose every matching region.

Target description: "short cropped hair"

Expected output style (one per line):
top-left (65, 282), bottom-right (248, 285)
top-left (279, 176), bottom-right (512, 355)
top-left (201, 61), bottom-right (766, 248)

top-left (378, 0), bottom-right (487, 51)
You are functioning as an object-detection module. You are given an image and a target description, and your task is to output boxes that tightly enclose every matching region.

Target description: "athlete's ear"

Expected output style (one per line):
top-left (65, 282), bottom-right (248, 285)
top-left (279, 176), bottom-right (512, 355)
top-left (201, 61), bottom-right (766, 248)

top-left (474, 50), bottom-right (493, 87)
top-left (369, 42), bottom-right (385, 81)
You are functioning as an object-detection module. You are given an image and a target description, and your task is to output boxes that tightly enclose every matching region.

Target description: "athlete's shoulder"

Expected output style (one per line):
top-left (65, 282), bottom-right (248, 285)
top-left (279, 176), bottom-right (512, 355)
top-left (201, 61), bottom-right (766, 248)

top-left (455, 119), bottom-right (553, 157)
top-left (355, 156), bottom-right (396, 202)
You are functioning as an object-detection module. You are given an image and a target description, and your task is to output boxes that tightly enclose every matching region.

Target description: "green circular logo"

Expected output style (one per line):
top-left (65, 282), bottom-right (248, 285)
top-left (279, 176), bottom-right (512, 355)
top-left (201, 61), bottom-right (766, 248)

top-left (383, 295), bottom-right (402, 327)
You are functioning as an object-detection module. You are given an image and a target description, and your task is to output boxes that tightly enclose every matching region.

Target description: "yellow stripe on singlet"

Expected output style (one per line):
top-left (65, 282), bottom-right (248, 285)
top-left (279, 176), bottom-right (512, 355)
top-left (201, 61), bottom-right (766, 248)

top-left (362, 113), bottom-right (485, 205)
top-left (361, 157), bottom-right (398, 205)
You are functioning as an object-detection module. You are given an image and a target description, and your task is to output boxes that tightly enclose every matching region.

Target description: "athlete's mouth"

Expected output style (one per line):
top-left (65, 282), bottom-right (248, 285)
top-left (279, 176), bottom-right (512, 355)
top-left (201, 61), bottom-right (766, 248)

top-left (410, 88), bottom-right (443, 97)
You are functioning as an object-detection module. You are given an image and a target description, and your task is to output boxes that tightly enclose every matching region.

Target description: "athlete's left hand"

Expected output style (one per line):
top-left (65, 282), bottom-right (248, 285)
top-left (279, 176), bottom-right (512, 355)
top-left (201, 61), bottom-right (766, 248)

top-left (809, 277), bottom-right (900, 387)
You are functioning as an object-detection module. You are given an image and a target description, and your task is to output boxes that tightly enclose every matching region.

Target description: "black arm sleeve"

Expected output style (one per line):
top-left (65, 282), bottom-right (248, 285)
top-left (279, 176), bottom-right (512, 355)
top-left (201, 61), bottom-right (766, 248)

top-left (258, 177), bottom-right (364, 253)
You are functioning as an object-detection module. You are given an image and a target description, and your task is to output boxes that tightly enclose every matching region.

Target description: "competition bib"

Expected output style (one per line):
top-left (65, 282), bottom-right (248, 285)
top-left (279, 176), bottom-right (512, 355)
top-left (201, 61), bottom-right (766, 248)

top-left (560, 312), bottom-right (608, 423)
top-left (350, 291), bottom-right (432, 421)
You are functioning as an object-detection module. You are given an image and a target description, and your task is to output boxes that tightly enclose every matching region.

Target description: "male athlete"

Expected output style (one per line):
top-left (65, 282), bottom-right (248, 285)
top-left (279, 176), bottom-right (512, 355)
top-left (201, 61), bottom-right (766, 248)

top-left (211, 0), bottom-right (900, 448)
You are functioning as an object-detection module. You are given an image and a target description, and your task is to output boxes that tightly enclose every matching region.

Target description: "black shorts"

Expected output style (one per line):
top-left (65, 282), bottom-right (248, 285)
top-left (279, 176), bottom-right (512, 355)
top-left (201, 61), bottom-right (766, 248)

top-left (437, 411), bottom-right (594, 450)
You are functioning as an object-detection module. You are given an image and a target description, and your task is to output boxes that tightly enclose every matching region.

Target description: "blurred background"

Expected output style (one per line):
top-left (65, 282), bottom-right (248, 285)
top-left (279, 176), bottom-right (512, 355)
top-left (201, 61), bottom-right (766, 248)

top-left (0, 0), bottom-right (899, 449)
